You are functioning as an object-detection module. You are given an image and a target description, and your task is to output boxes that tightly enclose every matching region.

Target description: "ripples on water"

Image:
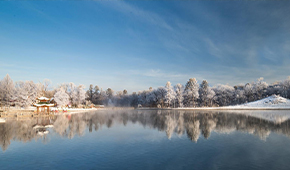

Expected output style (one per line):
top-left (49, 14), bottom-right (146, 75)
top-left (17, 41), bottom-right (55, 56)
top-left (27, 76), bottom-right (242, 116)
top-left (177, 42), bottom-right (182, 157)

top-left (1, 110), bottom-right (290, 170)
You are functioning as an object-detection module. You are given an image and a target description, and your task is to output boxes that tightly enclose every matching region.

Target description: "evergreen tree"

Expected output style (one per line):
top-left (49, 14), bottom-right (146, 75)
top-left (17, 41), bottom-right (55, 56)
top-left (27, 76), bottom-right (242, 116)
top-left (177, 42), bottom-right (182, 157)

top-left (183, 78), bottom-right (199, 107)
top-left (86, 84), bottom-right (94, 102)
top-left (174, 83), bottom-right (184, 107)
top-left (199, 80), bottom-right (215, 107)
top-left (165, 81), bottom-right (176, 107)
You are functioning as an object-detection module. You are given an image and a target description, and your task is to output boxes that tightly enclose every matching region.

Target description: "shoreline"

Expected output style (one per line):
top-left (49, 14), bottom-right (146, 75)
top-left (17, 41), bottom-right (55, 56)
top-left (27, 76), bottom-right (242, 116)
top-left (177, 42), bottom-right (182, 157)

top-left (137, 107), bottom-right (290, 110)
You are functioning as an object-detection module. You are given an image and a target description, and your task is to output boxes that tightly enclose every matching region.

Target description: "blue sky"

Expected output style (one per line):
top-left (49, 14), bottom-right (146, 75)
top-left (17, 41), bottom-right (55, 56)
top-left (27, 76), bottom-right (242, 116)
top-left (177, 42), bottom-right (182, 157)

top-left (1, 1), bottom-right (290, 93)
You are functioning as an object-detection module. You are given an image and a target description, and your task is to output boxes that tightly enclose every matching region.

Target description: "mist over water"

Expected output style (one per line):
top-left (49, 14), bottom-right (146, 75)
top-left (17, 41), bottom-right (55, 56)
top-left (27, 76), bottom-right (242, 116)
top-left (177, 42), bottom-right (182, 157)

top-left (1, 110), bottom-right (290, 170)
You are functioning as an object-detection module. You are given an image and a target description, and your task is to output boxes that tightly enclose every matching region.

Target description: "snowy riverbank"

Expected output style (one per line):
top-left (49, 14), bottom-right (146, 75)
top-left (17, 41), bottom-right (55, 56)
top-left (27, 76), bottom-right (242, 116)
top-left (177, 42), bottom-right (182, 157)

top-left (167, 95), bottom-right (290, 110)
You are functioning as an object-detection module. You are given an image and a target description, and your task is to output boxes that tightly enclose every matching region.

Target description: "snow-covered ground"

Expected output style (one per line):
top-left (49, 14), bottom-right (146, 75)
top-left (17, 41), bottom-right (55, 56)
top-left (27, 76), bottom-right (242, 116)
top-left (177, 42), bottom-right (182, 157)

top-left (224, 95), bottom-right (290, 109)
top-left (172, 95), bottom-right (290, 123)
top-left (172, 95), bottom-right (290, 110)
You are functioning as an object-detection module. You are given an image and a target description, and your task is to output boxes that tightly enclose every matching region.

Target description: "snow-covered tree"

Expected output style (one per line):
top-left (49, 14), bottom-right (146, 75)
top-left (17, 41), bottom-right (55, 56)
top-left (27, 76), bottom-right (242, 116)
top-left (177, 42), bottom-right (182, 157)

top-left (280, 76), bottom-right (290, 99)
top-left (253, 77), bottom-right (268, 100)
top-left (213, 84), bottom-right (235, 106)
top-left (145, 89), bottom-right (157, 107)
top-left (58, 82), bottom-right (85, 107)
top-left (14, 81), bottom-right (39, 108)
top-left (129, 92), bottom-right (138, 107)
top-left (86, 84), bottom-right (94, 102)
top-left (92, 85), bottom-right (101, 104)
top-left (121, 90), bottom-right (130, 106)
top-left (99, 89), bottom-right (108, 105)
top-left (66, 83), bottom-right (77, 106)
top-left (74, 84), bottom-right (86, 106)
top-left (165, 81), bottom-right (176, 107)
top-left (156, 87), bottom-right (167, 107)
top-left (183, 78), bottom-right (199, 107)
top-left (244, 83), bottom-right (254, 102)
top-left (199, 80), bottom-right (215, 107)
top-left (39, 79), bottom-right (52, 97)
top-left (233, 85), bottom-right (245, 104)
top-left (106, 88), bottom-right (114, 99)
top-left (54, 87), bottom-right (69, 107)
top-left (0, 74), bottom-right (15, 108)
top-left (174, 84), bottom-right (184, 107)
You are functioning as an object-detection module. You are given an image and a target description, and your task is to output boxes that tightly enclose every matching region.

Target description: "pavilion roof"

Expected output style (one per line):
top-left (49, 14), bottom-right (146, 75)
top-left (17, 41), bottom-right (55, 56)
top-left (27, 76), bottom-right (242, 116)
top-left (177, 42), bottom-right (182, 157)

top-left (38, 97), bottom-right (50, 101)
top-left (33, 103), bottom-right (54, 107)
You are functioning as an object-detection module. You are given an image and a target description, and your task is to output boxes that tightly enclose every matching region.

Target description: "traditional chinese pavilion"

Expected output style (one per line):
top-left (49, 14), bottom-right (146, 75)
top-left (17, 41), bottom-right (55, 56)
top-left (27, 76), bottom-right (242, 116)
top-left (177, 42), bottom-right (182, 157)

top-left (33, 97), bottom-right (54, 114)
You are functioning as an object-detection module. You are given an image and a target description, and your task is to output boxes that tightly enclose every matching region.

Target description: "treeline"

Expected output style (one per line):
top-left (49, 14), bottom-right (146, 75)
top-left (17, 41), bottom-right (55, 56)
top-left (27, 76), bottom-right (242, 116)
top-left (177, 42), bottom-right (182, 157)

top-left (86, 77), bottom-right (290, 108)
top-left (1, 74), bottom-right (290, 108)
top-left (0, 74), bottom-right (86, 109)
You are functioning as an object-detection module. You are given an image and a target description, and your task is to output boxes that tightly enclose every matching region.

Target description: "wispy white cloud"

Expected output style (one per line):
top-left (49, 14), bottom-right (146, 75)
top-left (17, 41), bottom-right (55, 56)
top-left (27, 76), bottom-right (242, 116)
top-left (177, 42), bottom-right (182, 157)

top-left (129, 69), bottom-right (190, 80)
top-left (98, 1), bottom-right (172, 31)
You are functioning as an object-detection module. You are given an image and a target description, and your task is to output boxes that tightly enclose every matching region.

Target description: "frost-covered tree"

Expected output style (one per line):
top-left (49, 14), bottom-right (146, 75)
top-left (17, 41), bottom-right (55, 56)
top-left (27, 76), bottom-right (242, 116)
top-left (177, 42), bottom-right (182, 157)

top-left (0, 74), bottom-right (15, 108)
top-left (213, 84), bottom-right (235, 106)
top-left (156, 87), bottom-right (167, 107)
top-left (253, 77), bottom-right (268, 100)
top-left (39, 79), bottom-right (52, 97)
top-left (74, 84), bottom-right (86, 107)
top-left (234, 85), bottom-right (245, 104)
top-left (183, 78), bottom-right (199, 107)
top-left (58, 82), bottom-right (85, 107)
top-left (99, 89), bottom-right (108, 105)
top-left (138, 90), bottom-right (148, 106)
top-left (146, 89), bottom-right (157, 107)
top-left (106, 88), bottom-right (114, 99)
top-left (280, 76), bottom-right (290, 99)
top-left (244, 83), bottom-right (256, 102)
top-left (130, 92), bottom-right (138, 107)
top-left (199, 80), bottom-right (215, 107)
top-left (174, 84), bottom-right (184, 107)
top-left (123, 89), bottom-right (128, 95)
top-left (66, 82), bottom-right (77, 106)
top-left (165, 81), bottom-right (176, 107)
top-left (86, 84), bottom-right (94, 102)
top-left (114, 91), bottom-right (123, 106)
top-left (54, 87), bottom-right (69, 107)
top-left (14, 81), bottom-right (39, 108)
top-left (92, 85), bottom-right (101, 104)
top-left (121, 90), bottom-right (130, 106)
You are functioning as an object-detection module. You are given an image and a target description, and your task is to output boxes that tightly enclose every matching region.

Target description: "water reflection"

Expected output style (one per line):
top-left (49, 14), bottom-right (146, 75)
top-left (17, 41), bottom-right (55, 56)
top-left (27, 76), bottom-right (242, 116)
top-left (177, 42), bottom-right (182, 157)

top-left (1, 110), bottom-right (290, 151)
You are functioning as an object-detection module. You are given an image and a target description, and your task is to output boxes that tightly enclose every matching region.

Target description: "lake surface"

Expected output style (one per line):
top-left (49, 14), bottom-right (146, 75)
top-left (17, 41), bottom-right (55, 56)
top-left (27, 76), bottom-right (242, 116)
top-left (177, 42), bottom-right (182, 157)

top-left (1, 110), bottom-right (290, 170)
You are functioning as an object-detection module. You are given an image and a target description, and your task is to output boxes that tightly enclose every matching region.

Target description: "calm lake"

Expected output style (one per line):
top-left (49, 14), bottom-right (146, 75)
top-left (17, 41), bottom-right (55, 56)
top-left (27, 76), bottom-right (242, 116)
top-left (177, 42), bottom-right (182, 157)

top-left (1, 110), bottom-right (290, 170)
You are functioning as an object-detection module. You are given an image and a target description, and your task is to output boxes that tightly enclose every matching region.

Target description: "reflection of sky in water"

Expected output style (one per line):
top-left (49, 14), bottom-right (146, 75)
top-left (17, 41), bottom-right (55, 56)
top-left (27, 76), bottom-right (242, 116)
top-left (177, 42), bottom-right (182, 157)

top-left (1, 110), bottom-right (290, 170)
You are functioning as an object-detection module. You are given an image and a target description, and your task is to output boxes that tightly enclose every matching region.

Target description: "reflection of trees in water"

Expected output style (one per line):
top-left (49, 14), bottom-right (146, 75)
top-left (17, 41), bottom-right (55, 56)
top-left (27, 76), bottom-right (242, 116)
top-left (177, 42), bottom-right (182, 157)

top-left (53, 115), bottom-right (69, 137)
top-left (2, 110), bottom-right (290, 151)
top-left (51, 110), bottom-right (290, 142)
top-left (165, 114), bottom-right (176, 139)
top-left (186, 120), bottom-right (200, 142)
top-left (0, 118), bottom-right (53, 151)
top-left (176, 112), bottom-right (184, 136)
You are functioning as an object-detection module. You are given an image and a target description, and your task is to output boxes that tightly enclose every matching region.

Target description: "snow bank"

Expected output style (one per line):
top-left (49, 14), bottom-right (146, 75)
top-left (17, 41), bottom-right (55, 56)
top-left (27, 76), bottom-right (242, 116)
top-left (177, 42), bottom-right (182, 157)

top-left (227, 95), bottom-right (290, 109)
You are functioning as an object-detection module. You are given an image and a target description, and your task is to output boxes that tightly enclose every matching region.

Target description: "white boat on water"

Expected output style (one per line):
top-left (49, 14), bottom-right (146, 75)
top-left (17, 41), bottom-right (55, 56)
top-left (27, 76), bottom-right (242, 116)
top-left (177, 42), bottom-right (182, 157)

top-left (0, 118), bottom-right (5, 123)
